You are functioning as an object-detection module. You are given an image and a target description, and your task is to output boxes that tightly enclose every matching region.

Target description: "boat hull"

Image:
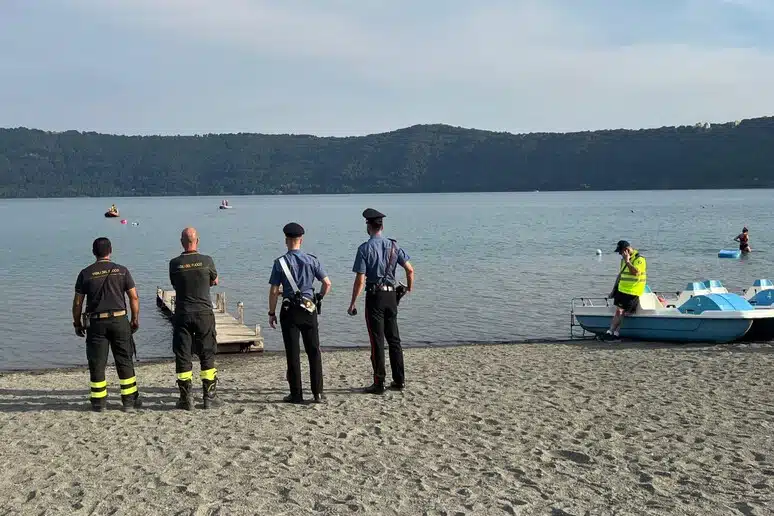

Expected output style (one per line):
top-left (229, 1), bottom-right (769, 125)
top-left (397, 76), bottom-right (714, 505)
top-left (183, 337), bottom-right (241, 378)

top-left (574, 313), bottom-right (753, 343)
top-left (743, 308), bottom-right (774, 341)
top-left (105, 211), bottom-right (119, 217)
top-left (219, 205), bottom-right (232, 209)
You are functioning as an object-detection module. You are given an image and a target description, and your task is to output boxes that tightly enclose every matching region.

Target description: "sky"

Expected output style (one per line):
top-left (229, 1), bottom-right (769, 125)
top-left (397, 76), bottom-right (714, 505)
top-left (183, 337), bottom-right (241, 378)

top-left (1, 0), bottom-right (774, 136)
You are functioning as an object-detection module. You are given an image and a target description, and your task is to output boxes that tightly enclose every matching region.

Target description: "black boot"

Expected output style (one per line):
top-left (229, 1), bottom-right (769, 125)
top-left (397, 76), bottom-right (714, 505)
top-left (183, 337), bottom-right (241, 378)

top-left (202, 378), bottom-right (223, 409)
top-left (90, 398), bottom-right (107, 412)
top-left (389, 380), bottom-right (405, 391)
top-left (176, 379), bottom-right (193, 410)
top-left (121, 391), bottom-right (142, 412)
top-left (283, 393), bottom-right (304, 404)
top-left (364, 382), bottom-right (385, 394)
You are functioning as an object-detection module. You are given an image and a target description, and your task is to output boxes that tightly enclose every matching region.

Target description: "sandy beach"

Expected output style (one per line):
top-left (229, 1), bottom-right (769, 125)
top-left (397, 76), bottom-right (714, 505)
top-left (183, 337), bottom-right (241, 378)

top-left (0, 342), bottom-right (772, 515)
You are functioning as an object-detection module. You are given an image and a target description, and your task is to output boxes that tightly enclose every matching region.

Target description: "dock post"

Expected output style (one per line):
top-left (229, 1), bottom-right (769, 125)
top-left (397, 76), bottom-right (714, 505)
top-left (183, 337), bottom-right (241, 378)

top-left (215, 292), bottom-right (226, 313)
top-left (237, 301), bottom-right (244, 324)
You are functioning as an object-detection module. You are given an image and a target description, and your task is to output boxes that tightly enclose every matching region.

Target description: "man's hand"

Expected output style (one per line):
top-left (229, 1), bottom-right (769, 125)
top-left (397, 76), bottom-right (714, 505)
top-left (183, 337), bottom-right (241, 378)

top-left (269, 313), bottom-right (277, 329)
top-left (622, 249), bottom-right (631, 263)
top-left (347, 304), bottom-right (357, 316)
top-left (130, 318), bottom-right (139, 333)
top-left (74, 323), bottom-right (86, 338)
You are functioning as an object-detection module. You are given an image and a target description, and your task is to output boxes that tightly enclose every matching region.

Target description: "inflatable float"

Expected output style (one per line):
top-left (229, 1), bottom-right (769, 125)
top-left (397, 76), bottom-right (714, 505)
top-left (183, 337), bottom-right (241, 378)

top-left (718, 249), bottom-right (741, 259)
top-left (105, 211), bottom-right (120, 218)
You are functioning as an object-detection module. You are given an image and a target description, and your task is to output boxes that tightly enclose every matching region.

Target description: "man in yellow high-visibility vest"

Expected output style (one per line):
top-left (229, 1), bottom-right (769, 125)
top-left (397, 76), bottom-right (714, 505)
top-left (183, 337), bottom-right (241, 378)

top-left (603, 240), bottom-right (647, 340)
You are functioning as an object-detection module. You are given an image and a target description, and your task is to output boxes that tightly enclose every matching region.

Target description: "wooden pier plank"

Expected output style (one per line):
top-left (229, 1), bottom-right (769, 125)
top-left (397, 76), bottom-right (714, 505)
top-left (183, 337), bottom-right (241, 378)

top-left (155, 288), bottom-right (264, 353)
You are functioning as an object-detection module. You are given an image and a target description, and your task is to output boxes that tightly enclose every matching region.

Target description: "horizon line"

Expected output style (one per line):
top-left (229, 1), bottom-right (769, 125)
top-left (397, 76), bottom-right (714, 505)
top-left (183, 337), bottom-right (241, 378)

top-left (1, 114), bottom-right (772, 140)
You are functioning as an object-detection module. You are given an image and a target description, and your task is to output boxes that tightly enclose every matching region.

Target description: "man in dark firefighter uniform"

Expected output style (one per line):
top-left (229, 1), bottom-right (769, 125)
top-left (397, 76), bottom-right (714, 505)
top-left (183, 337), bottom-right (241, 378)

top-left (72, 237), bottom-right (141, 412)
top-left (169, 227), bottom-right (222, 410)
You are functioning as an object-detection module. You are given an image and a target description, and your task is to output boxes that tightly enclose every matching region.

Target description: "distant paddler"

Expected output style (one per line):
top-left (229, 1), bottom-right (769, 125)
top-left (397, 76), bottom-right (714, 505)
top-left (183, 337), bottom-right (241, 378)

top-left (734, 227), bottom-right (751, 253)
top-left (105, 204), bottom-right (120, 217)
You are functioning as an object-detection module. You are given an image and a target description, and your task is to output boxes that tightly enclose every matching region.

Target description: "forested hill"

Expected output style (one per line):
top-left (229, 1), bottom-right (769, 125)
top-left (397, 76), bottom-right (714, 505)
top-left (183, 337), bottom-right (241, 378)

top-left (1, 116), bottom-right (774, 198)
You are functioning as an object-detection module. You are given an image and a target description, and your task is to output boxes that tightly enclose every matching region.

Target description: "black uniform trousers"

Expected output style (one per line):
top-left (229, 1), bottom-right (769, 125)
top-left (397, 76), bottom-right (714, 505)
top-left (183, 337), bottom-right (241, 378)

top-left (279, 301), bottom-right (323, 399)
top-left (364, 290), bottom-right (404, 386)
top-left (86, 316), bottom-right (137, 400)
top-left (172, 311), bottom-right (217, 375)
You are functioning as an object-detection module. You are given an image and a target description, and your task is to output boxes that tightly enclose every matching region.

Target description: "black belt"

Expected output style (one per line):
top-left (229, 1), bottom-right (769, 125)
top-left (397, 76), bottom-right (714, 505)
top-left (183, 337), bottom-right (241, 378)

top-left (90, 310), bottom-right (127, 319)
top-left (366, 284), bottom-right (395, 293)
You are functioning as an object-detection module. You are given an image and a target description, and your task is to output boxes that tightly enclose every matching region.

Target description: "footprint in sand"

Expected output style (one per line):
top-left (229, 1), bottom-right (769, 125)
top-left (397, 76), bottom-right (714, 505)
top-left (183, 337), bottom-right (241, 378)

top-left (549, 450), bottom-right (593, 464)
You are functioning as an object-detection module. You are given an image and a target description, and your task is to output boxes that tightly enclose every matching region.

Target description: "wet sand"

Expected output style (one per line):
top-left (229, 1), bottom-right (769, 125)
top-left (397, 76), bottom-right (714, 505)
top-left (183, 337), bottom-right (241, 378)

top-left (0, 342), bottom-right (772, 515)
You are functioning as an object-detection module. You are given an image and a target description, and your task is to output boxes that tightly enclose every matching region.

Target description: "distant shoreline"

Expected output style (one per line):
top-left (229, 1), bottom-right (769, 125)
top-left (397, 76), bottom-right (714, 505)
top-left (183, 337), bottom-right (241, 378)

top-left (2, 186), bottom-right (774, 201)
top-left (4, 116), bottom-right (774, 197)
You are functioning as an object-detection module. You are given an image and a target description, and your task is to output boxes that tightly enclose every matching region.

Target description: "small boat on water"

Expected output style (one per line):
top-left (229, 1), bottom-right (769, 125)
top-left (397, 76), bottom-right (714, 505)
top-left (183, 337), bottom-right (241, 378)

top-left (219, 200), bottom-right (232, 209)
top-left (105, 210), bottom-right (120, 217)
top-left (571, 281), bottom-right (774, 343)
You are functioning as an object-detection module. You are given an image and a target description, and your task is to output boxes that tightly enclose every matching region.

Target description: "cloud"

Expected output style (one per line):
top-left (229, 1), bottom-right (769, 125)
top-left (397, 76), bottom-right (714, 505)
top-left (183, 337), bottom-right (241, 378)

top-left (4, 0), bottom-right (774, 135)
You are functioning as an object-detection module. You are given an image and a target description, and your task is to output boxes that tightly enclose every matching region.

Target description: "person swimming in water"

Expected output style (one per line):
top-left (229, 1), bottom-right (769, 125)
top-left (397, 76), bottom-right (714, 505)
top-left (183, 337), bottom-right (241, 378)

top-left (734, 227), bottom-right (751, 253)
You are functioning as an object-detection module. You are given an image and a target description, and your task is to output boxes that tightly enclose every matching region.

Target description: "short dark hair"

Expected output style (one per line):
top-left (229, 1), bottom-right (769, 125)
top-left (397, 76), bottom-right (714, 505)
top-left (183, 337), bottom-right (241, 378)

top-left (367, 220), bottom-right (383, 232)
top-left (92, 237), bottom-right (112, 258)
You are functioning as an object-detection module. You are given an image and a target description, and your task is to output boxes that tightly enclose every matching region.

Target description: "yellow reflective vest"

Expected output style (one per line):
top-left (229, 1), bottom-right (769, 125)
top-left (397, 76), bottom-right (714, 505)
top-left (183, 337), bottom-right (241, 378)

top-left (617, 250), bottom-right (647, 296)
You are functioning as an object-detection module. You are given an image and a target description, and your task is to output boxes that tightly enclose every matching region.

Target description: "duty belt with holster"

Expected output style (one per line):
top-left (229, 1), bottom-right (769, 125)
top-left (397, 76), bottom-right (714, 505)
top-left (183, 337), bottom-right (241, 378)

top-left (278, 256), bottom-right (317, 313)
top-left (366, 284), bottom-right (395, 293)
top-left (366, 239), bottom-right (408, 304)
top-left (90, 310), bottom-right (127, 319)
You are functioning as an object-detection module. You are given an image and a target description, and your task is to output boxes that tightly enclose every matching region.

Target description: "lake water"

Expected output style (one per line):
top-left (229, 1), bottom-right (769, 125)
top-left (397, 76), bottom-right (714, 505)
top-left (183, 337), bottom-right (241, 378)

top-left (1, 190), bottom-right (773, 371)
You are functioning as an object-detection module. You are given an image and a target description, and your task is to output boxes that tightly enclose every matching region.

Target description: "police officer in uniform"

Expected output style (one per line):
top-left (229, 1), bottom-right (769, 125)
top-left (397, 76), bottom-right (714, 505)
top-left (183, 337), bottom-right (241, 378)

top-left (168, 227), bottom-right (222, 410)
top-left (269, 222), bottom-right (331, 404)
top-left (72, 237), bottom-right (141, 412)
top-left (348, 209), bottom-right (415, 394)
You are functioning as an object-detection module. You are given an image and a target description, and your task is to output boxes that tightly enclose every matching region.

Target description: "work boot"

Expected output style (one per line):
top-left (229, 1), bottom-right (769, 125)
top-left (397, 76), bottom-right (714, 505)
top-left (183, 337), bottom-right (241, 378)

top-left (313, 393), bottom-right (326, 404)
top-left (90, 398), bottom-right (107, 412)
top-left (283, 393), bottom-right (304, 404)
top-left (389, 381), bottom-right (405, 391)
top-left (121, 392), bottom-right (142, 413)
top-left (176, 379), bottom-right (193, 410)
top-left (364, 382), bottom-right (385, 394)
top-left (202, 378), bottom-right (223, 409)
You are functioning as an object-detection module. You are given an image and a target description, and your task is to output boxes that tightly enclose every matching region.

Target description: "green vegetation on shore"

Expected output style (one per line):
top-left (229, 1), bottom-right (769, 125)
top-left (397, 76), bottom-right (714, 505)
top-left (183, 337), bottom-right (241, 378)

top-left (1, 116), bottom-right (773, 198)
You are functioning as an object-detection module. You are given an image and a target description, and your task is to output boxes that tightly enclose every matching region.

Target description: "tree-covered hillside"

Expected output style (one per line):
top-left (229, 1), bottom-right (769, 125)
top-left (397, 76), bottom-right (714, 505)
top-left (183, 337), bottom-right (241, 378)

top-left (1, 117), bottom-right (773, 198)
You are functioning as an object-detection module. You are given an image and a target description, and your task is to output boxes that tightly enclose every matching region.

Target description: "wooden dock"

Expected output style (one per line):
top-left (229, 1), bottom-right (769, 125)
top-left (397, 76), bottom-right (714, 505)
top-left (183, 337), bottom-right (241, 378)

top-left (156, 288), bottom-right (264, 353)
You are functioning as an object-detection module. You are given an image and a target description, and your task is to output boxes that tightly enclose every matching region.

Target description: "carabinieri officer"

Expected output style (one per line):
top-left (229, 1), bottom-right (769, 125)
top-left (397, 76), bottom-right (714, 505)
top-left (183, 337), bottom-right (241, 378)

top-left (269, 222), bottom-right (332, 404)
top-left (348, 208), bottom-right (415, 394)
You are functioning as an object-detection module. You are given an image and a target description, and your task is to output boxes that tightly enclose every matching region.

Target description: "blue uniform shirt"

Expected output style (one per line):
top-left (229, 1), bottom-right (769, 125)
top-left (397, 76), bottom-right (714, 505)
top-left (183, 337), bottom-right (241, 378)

top-left (269, 250), bottom-right (327, 299)
top-left (352, 235), bottom-right (409, 285)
